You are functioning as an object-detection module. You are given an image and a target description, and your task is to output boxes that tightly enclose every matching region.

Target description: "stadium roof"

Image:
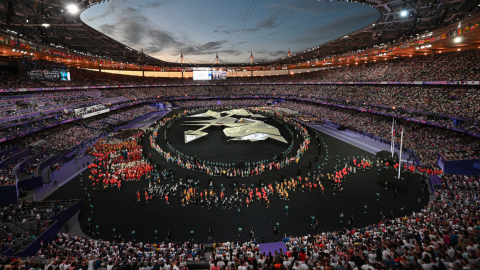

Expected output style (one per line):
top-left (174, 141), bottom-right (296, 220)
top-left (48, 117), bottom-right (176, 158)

top-left (0, 0), bottom-right (479, 68)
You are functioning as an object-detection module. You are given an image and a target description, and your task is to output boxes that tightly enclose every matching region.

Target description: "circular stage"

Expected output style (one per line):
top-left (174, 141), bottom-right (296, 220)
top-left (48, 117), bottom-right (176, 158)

top-left (164, 111), bottom-right (296, 164)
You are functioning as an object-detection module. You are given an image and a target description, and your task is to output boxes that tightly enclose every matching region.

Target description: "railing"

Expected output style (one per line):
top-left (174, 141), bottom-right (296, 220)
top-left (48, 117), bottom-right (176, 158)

top-left (1, 200), bottom-right (81, 256)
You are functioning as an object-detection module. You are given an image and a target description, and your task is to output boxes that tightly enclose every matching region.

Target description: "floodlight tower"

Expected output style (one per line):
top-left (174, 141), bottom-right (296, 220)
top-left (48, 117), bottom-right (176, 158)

top-left (250, 52), bottom-right (254, 64)
top-left (216, 53), bottom-right (219, 64)
top-left (181, 51), bottom-right (184, 64)
top-left (288, 48), bottom-right (291, 57)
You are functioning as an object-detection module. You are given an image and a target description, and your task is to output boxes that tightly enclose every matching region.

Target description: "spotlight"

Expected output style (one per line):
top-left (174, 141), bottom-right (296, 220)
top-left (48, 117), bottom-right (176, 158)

top-left (67, 4), bottom-right (79, 14)
top-left (400, 10), bottom-right (408, 17)
top-left (453, 37), bottom-right (462, 43)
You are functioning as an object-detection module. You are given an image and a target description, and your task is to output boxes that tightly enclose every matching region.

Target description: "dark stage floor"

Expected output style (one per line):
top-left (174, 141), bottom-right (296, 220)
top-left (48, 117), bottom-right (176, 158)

top-left (165, 113), bottom-right (294, 163)
top-left (46, 113), bottom-right (429, 244)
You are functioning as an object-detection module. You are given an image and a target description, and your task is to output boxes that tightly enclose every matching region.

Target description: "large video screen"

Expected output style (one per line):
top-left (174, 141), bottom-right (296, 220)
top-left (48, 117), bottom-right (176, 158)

top-left (193, 70), bottom-right (210, 80)
top-left (192, 69), bottom-right (227, 80)
top-left (211, 70), bottom-right (227, 80)
top-left (60, 71), bottom-right (70, 81)
top-left (28, 69), bottom-right (70, 81)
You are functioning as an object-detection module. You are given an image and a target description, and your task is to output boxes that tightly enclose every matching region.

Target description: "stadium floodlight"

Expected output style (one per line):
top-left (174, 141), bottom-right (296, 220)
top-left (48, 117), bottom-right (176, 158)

top-left (400, 10), bottom-right (408, 17)
top-left (67, 4), bottom-right (79, 14)
top-left (453, 37), bottom-right (462, 43)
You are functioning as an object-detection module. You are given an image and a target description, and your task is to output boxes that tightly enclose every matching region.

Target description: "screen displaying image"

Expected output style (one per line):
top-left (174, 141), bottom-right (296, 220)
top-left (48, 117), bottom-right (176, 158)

top-left (211, 70), bottom-right (227, 80)
top-left (193, 70), bottom-right (211, 80)
top-left (28, 69), bottom-right (70, 81)
top-left (60, 71), bottom-right (70, 81)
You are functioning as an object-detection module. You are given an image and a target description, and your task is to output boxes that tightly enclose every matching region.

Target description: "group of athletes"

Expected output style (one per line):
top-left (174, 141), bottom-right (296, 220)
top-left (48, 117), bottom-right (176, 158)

top-left (85, 130), bottom-right (153, 193)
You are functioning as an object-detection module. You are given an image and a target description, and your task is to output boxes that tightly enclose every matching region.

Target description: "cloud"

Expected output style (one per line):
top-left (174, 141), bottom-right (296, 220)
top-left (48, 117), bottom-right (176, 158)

top-left (299, 9), bottom-right (377, 43)
top-left (83, 0), bottom-right (378, 63)
top-left (82, 1), bottom-right (117, 21)
top-left (256, 11), bottom-right (283, 29)
top-left (98, 23), bottom-right (116, 34)
top-left (90, 5), bottom-right (242, 58)
top-left (219, 28), bottom-right (260, 35)
top-left (254, 49), bottom-right (287, 57)
top-left (137, 1), bottom-right (169, 9)
top-left (267, 0), bottom-right (339, 15)
top-left (268, 50), bottom-right (287, 57)
top-left (177, 41), bottom-right (241, 57)
top-left (95, 6), bottom-right (184, 55)
top-left (197, 41), bottom-right (227, 51)
top-left (83, 0), bottom-right (172, 22)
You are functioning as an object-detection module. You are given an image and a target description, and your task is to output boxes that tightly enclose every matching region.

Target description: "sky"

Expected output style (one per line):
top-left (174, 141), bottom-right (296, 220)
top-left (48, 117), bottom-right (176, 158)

top-left (81, 0), bottom-right (379, 64)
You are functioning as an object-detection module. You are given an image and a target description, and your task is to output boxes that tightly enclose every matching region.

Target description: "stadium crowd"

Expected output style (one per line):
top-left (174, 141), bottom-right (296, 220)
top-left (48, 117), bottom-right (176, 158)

top-left (1, 83), bottom-right (478, 144)
top-left (0, 50), bottom-right (480, 269)
top-left (0, 201), bottom-right (77, 254)
top-left (0, 170), bottom-right (478, 270)
top-left (0, 174), bottom-right (15, 186)
top-left (1, 50), bottom-right (479, 90)
top-left (175, 100), bottom-right (267, 108)
top-left (273, 101), bottom-right (479, 165)
top-left (0, 106), bottom-right (478, 270)
top-left (0, 105), bottom-right (158, 153)
top-left (2, 51), bottom-right (480, 145)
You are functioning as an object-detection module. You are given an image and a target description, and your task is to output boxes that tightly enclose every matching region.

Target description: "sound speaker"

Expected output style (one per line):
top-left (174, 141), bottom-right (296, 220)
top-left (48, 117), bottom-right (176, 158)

top-left (193, 156), bottom-right (197, 164)
top-left (239, 160), bottom-right (245, 169)
top-left (259, 178), bottom-right (263, 186)
top-left (281, 174), bottom-right (286, 181)
top-left (278, 153), bottom-right (284, 161)
top-left (297, 167), bottom-right (302, 176)
top-left (315, 155), bottom-right (319, 162)
top-left (337, 125), bottom-right (346, 131)
top-left (186, 174), bottom-right (191, 180)
top-left (308, 162), bottom-right (312, 169)
top-left (318, 148), bottom-right (321, 155)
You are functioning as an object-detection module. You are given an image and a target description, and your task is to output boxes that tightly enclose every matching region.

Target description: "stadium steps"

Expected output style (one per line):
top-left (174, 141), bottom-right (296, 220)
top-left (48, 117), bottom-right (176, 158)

top-left (30, 145), bottom-right (60, 155)
top-left (350, 110), bottom-right (363, 116)
top-left (101, 121), bottom-right (116, 126)
top-left (69, 122), bottom-right (98, 130)
top-left (17, 174), bottom-right (32, 181)
top-left (30, 145), bottom-right (45, 153)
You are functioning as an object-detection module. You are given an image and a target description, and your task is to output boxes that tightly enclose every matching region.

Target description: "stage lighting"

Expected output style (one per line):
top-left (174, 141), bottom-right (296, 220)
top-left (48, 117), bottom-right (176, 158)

top-left (400, 10), bottom-right (408, 17)
top-left (67, 4), bottom-right (79, 14)
top-left (453, 37), bottom-right (462, 43)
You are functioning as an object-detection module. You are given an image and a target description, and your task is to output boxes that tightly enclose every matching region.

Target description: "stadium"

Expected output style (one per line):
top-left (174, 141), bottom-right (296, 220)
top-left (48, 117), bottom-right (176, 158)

top-left (0, 0), bottom-right (479, 269)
